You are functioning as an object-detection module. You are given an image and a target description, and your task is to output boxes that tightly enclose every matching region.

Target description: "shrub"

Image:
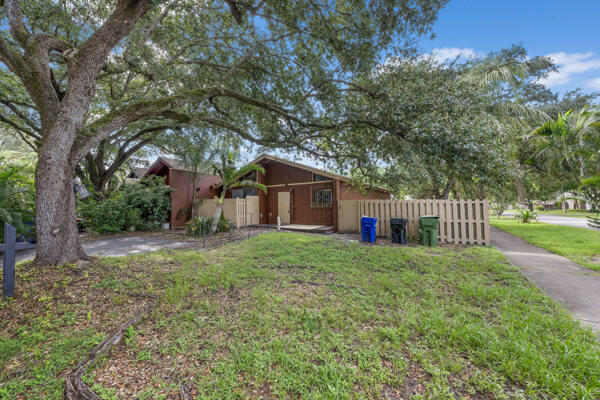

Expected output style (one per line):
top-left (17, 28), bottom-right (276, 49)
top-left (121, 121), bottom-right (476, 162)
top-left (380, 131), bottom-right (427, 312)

top-left (514, 208), bottom-right (538, 223)
top-left (534, 205), bottom-right (545, 211)
top-left (0, 155), bottom-right (35, 241)
top-left (121, 176), bottom-right (171, 230)
top-left (78, 176), bottom-right (171, 233)
top-left (185, 214), bottom-right (231, 236)
top-left (78, 192), bottom-right (129, 234)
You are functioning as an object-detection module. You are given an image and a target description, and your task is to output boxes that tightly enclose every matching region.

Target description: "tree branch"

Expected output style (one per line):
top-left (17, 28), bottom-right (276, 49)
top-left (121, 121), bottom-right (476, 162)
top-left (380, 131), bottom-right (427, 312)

top-left (0, 101), bottom-right (41, 132)
top-left (225, 0), bottom-right (244, 25)
top-left (5, 0), bottom-right (30, 46)
top-left (0, 113), bottom-right (42, 141)
top-left (76, 0), bottom-right (152, 78)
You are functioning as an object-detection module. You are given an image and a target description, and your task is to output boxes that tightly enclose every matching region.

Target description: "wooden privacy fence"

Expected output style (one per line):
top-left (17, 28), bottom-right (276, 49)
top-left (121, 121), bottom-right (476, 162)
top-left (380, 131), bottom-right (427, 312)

top-left (338, 199), bottom-right (490, 245)
top-left (196, 196), bottom-right (259, 228)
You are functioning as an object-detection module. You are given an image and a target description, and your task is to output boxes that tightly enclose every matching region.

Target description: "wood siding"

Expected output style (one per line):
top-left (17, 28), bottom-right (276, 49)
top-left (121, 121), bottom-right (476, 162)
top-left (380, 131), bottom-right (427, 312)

top-left (228, 158), bottom-right (390, 229)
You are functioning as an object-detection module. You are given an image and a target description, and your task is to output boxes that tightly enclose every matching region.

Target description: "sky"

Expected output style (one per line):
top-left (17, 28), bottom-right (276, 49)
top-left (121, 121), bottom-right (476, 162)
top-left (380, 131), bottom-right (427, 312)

top-left (418, 0), bottom-right (600, 94)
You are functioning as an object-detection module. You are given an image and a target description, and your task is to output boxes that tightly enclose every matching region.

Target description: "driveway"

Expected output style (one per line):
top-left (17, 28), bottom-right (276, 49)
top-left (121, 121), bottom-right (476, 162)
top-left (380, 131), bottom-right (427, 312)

top-left (10, 236), bottom-right (191, 265)
top-left (492, 226), bottom-right (600, 334)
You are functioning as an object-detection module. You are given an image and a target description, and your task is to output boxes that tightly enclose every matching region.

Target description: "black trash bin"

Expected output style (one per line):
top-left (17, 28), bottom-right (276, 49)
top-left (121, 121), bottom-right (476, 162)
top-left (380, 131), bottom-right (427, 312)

top-left (390, 218), bottom-right (408, 244)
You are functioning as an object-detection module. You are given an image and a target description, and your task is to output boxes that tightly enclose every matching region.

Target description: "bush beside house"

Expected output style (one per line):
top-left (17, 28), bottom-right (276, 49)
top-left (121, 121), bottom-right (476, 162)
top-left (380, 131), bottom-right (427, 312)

top-left (78, 177), bottom-right (171, 234)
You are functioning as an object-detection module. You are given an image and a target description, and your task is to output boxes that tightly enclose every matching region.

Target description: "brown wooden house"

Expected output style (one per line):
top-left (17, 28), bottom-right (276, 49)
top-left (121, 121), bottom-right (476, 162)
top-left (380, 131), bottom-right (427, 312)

top-left (225, 154), bottom-right (390, 231)
top-left (144, 157), bottom-right (221, 228)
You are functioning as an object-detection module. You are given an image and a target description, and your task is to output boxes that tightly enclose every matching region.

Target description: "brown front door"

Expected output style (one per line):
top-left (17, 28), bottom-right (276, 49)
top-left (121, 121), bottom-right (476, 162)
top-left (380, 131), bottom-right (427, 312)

top-left (278, 191), bottom-right (290, 224)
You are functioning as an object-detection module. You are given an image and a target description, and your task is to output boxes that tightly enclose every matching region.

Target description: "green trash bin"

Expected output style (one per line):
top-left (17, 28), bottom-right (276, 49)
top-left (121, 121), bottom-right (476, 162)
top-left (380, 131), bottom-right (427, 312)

top-left (419, 215), bottom-right (439, 246)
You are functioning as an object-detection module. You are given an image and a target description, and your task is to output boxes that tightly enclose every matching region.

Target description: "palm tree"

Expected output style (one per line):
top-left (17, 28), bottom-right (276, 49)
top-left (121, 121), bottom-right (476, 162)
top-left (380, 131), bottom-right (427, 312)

top-left (532, 106), bottom-right (600, 208)
top-left (534, 107), bottom-right (600, 178)
top-left (211, 152), bottom-right (266, 234)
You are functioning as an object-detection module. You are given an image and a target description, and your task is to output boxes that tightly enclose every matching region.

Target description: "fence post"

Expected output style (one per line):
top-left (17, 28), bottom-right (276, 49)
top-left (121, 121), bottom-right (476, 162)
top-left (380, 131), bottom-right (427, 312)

top-left (1, 223), bottom-right (35, 299)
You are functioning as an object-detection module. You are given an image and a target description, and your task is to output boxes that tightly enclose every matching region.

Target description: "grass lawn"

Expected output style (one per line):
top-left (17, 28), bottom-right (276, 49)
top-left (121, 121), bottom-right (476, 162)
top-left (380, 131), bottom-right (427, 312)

top-left (2, 232), bottom-right (600, 399)
top-left (536, 209), bottom-right (597, 218)
top-left (491, 217), bottom-right (600, 272)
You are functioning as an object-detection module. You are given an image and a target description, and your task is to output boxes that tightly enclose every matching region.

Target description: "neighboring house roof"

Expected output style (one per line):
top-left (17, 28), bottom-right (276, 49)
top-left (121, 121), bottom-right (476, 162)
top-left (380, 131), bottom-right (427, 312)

top-left (248, 154), bottom-right (390, 193)
top-left (127, 167), bottom-right (148, 179)
top-left (144, 156), bottom-right (214, 177)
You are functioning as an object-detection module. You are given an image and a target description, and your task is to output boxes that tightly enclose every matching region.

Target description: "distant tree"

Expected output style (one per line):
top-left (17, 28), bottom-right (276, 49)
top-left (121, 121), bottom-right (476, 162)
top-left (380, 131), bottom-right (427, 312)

top-left (210, 151), bottom-right (266, 234)
top-left (542, 89), bottom-right (599, 116)
top-left (336, 45), bottom-right (554, 199)
top-left (529, 106), bottom-right (600, 208)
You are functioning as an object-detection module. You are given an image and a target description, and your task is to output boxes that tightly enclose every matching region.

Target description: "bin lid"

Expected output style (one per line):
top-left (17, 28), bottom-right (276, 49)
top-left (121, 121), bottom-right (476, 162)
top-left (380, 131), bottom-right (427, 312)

top-left (420, 215), bottom-right (439, 219)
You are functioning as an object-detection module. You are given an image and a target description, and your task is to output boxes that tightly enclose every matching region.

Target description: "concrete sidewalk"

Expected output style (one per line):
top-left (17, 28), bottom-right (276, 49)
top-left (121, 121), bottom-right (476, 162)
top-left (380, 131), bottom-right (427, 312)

top-left (491, 227), bottom-right (600, 333)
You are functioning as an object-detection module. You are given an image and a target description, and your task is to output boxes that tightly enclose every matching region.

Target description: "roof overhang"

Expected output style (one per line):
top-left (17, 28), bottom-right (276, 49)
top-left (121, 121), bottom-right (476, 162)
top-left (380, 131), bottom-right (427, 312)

top-left (248, 154), bottom-right (389, 193)
top-left (144, 157), bottom-right (173, 178)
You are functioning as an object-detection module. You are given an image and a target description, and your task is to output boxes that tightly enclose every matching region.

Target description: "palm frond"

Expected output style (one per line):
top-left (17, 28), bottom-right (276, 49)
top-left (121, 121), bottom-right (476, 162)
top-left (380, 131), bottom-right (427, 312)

top-left (234, 163), bottom-right (265, 181)
top-left (229, 180), bottom-right (267, 194)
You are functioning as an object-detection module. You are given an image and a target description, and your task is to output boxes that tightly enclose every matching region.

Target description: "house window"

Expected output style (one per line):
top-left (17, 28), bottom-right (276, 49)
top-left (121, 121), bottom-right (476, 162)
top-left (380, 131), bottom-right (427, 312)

top-left (231, 189), bottom-right (245, 199)
top-left (313, 188), bottom-right (333, 207)
top-left (232, 187), bottom-right (258, 199)
top-left (313, 173), bottom-right (331, 182)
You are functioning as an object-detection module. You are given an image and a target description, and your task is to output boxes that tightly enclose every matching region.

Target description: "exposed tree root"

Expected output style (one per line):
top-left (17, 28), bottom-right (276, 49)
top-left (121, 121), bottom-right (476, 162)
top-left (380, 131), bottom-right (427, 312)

top-left (64, 295), bottom-right (157, 400)
top-left (290, 279), bottom-right (357, 290)
top-left (180, 383), bottom-right (195, 400)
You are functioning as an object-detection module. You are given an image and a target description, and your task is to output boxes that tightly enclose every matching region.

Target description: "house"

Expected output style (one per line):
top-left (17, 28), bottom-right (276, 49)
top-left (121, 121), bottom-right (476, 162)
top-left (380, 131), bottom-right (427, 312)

top-left (124, 166), bottom-right (148, 184)
top-left (126, 167), bottom-right (148, 180)
top-left (144, 156), bottom-right (221, 227)
top-left (223, 154), bottom-right (390, 231)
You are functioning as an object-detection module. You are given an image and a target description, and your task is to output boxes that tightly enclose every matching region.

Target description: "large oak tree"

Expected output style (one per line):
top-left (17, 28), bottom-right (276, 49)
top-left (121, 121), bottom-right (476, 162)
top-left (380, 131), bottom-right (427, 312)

top-left (0, 0), bottom-right (448, 264)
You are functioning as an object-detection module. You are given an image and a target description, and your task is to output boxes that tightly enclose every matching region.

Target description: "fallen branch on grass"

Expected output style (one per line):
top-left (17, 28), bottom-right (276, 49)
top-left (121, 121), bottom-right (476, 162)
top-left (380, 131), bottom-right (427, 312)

top-left (64, 295), bottom-right (158, 400)
top-left (180, 383), bottom-right (195, 399)
top-left (290, 279), bottom-right (357, 290)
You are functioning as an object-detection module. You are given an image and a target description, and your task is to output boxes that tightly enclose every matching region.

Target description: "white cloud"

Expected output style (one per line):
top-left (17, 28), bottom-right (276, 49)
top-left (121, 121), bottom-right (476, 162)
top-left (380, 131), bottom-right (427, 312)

top-left (540, 52), bottom-right (600, 87)
top-left (587, 77), bottom-right (600, 90)
top-left (430, 47), bottom-right (477, 63)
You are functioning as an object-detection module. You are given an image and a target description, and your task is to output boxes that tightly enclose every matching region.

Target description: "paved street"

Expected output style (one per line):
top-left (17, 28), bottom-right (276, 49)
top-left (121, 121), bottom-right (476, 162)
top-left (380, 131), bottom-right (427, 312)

top-left (504, 212), bottom-right (599, 230)
top-left (537, 214), bottom-right (599, 230)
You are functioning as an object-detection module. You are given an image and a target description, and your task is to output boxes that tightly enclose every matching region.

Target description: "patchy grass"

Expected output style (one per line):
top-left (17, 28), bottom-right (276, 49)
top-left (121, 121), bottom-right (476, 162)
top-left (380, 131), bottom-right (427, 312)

top-left (536, 209), bottom-right (597, 218)
top-left (2, 232), bottom-right (600, 399)
top-left (491, 217), bottom-right (600, 271)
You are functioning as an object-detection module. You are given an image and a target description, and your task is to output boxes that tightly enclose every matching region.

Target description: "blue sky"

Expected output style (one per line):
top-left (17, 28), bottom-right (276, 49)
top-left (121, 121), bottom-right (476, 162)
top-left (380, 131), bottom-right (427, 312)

top-left (418, 0), bottom-right (600, 94)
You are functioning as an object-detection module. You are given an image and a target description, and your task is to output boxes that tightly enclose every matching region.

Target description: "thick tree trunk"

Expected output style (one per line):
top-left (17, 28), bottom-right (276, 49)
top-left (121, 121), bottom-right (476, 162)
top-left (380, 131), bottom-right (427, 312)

top-left (34, 154), bottom-right (86, 265)
top-left (439, 177), bottom-right (456, 200)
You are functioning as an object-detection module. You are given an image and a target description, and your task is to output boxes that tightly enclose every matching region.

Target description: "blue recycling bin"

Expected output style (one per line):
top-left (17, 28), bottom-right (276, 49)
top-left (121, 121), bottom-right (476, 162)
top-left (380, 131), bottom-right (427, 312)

top-left (361, 216), bottom-right (377, 243)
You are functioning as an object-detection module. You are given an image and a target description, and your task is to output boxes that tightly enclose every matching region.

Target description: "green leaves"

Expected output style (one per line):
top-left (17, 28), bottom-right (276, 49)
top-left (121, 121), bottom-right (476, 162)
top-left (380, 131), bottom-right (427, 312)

top-left (0, 153), bottom-right (35, 241)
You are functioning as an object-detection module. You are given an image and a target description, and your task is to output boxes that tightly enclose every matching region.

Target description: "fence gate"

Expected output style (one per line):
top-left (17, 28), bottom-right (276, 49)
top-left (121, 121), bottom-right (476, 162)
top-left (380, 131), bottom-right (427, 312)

top-left (338, 199), bottom-right (490, 245)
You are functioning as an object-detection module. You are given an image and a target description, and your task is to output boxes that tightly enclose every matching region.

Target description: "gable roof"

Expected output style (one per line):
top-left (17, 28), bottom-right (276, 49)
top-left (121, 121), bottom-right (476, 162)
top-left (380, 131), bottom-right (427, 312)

top-left (249, 154), bottom-right (349, 182)
top-left (248, 154), bottom-right (389, 192)
top-left (127, 167), bottom-right (148, 179)
top-left (144, 156), bottom-right (213, 177)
